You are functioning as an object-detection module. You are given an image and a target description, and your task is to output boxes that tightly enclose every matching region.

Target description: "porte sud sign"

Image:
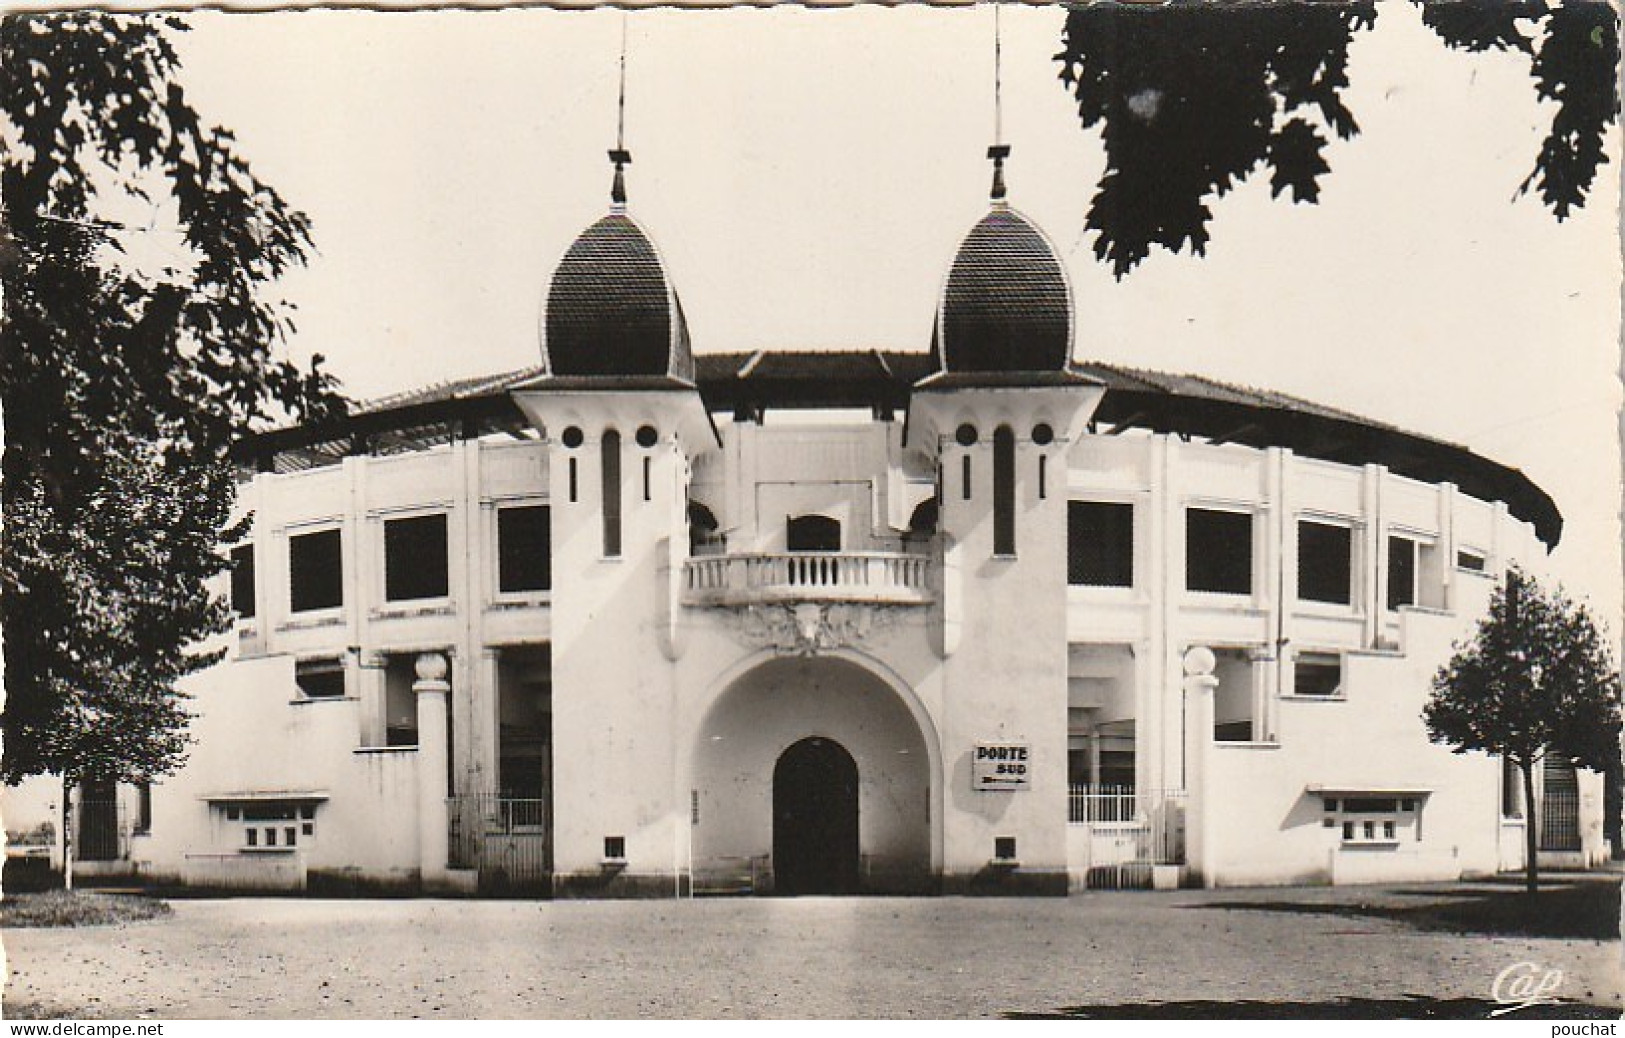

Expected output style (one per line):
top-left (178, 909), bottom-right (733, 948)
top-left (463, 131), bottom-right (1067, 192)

top-left (973, 744), bottom-right (1031, 790)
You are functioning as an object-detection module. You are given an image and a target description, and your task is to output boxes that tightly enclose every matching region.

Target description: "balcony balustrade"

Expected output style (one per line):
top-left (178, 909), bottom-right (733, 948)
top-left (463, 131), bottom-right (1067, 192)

top-left (682, 551), bottom-right (933, 606)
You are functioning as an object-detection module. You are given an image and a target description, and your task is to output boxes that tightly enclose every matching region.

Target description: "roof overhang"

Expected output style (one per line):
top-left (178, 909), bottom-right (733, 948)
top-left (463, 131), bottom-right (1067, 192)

top-left (200, 791), bottom-right (330, 803)
top-left (231, 349), bottom-right (1562, 548)
top-left (1305, 785), bottom-right (1433, 798)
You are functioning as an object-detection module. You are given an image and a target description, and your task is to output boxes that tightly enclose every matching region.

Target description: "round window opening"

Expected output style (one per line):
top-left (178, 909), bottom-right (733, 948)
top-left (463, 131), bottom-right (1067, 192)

top-left (635, 425), bottom-right (658, 448)
top-left (955, 424), bottom-right (978, 447)
top-left (561, 426), bottom-right (584, 449)
top-left (1032, 423), bottom-right (1054, 446)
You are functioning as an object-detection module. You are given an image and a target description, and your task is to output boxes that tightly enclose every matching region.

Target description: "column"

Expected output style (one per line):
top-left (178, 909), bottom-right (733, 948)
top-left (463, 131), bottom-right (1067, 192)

top-left (1182, 646), bottom-right (1218, 888)
top-left (414, 652), bottom-right (451, 887)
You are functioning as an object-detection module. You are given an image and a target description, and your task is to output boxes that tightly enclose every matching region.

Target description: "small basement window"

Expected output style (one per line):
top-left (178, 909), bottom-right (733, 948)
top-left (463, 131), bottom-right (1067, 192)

top-left (1186, 508), bottom-right (1253, 595)
top-left (295, 658), bottom-right (346, 699)
top-left (230, 545), bottom-right (256, 618)
top-left (1322, 795), bottom-right (1418, 845)
top-left (227, 800), bottom-right (319, 851)
top-left (497, 505), bottom-right (551, 594)
top-left (1069, 501), bottom-right (1134, 588)
top-left (384, 513), bottom-right (449, 602)
top-left (289, 528), bottom-right (343, 613)
top-left (1293, 652), bottom-right (1342, 697)
top-left (1297, 520), bottom-right (1353, 606)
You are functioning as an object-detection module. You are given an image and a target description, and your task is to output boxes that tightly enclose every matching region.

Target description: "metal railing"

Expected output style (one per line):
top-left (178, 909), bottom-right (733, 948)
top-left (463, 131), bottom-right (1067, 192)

top-left (448, 795), bottom-right (552, 890)
top-left (682, 551), bottom-right (933, 606)
top-left (1068, 785), bottom-right (1187, 888)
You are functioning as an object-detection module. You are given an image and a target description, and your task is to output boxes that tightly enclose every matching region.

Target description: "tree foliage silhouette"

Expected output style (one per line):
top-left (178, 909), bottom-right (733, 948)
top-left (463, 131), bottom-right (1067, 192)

top-left (1423, 566), bottom-right (1621, 892)
top-left (1057, 1), bottom-right (1621, 276)
top-left (0, 12), bottom-right (343, 791)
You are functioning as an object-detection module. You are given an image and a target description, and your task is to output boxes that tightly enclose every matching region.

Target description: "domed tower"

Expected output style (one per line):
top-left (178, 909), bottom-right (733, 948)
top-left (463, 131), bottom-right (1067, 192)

top-left (512, 146), bottom-right (714, 897)
top-left (540, 151), bottom-right (695, 383)
top-left (931, 146), bottom-right (1073, 376)
top-left (907, 144), bottom-right (1109, 892)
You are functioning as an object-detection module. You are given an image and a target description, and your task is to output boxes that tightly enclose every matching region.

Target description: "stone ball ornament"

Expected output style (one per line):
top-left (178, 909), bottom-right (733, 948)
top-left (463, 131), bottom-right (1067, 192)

top-left (414, 652), bottom-right (450, 683)
top-left (1182, 646), bottom-right (1217, 678)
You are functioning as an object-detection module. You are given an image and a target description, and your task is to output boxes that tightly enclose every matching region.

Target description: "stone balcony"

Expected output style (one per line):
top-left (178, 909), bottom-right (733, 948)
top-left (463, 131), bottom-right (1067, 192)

top-left (682, 551), bottom-right (934, 607)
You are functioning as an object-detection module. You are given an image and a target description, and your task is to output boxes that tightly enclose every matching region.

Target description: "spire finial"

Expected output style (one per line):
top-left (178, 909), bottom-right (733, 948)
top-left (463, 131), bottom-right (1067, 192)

top-left (988, 3), bottom-right (1008, 202)
top-left (610, 14), bottom-right (631, 207)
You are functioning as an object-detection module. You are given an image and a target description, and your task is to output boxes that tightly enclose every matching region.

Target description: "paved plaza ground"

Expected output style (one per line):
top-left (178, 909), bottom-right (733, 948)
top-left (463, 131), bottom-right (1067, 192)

top-left (3, 874), bottom-right (1620, 1019)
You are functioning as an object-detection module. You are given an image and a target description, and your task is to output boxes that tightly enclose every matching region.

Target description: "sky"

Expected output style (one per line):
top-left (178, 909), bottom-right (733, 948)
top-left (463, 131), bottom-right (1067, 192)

top-left (151, 3), bottom-right (1622, 629)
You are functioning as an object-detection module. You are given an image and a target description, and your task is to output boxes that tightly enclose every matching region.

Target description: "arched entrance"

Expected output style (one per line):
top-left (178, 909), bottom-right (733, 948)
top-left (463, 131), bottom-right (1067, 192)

top-left (688, 653), bottom-right (937, 895)
top-left (773, 737), bottom-right (859, 895)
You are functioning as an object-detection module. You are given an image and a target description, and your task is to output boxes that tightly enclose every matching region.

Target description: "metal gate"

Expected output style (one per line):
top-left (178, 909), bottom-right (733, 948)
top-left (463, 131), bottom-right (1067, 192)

top-left (1068, 786), bottom-right (1186, 889)
top-left (448, 795), bottom-right (552, 893)
top-left (1539, 761), bottom-right (1581, 852)
top-left (76, 782), bottom-right (125, 863)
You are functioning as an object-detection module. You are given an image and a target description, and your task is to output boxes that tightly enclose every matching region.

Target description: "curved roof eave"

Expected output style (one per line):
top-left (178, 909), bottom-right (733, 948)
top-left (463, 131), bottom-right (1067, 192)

top-left (233, 351), bottom-right (1562, 549)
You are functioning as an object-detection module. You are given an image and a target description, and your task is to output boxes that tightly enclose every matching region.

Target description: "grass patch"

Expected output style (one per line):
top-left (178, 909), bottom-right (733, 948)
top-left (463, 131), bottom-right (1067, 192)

top-left (1, 890), bottom-right (171, 929)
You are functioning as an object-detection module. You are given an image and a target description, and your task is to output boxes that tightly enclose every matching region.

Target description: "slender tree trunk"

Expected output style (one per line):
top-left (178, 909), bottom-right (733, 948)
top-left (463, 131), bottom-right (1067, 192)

top-left (61, 775), bottom-right (74, 892)
top-left (1521, 758), bottom-right (1539, 894)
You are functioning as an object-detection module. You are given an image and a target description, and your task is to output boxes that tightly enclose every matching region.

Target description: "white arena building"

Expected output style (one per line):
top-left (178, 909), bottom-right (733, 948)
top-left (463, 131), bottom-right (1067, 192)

top-left (5, 154), bottom-right (1608, 897)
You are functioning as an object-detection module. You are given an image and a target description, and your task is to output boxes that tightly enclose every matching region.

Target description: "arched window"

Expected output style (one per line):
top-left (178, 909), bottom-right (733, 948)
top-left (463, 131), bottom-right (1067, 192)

top-left (602, 429), bottom-right (622, 557)
top-left (786, 514), bottom-right (841, 552)
top-left (993, 425), bottom-right (1015, 556)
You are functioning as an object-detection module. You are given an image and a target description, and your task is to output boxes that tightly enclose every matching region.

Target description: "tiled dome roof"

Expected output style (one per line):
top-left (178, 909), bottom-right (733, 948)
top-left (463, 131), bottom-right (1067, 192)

top-left (936, 206), bottom-right (1071, 373)
top-left (542, 212), bottom-right (694, 380)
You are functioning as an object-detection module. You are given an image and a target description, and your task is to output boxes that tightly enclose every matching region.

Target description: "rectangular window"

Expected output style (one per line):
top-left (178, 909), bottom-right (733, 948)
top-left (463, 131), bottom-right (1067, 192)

top-left (992, 427), bottom-right (1016, 556)
top-left (602, 430), bottom-right (622, 558)
top-left (384, 514), bottom-right (449, 601)
top-left (603, 835), bottom-right (626, 861)
top-left (1501, 757), bottom-right (1523, 818)
top-left (1387, 535), bottom-right (1417, 611)
top-left (295, 658), bottom-right (346, 699)
top-left (1344, 797), bottom-right (1399, 813)
top-left (288, 528), bottom-right (343, 613)
top-left (1186, 508), bottom-right (1253, 594)
top-left (384, 654), bottom-right (421, 747)
top-left (1294, 652), bottom-right (1342, 696)
top-left (497, 505), bottom-right (551, 594)
top-left (135, 783), bottom-right (152, 835)
top-left (1297, 520), bottom-right (1353, 605)
top-left (230, 545), bottom-right (256, 618)
top-left (1069, 501), bottom-right (1134, 588)
top-left (1457, 548), bottom-right (1486, 572)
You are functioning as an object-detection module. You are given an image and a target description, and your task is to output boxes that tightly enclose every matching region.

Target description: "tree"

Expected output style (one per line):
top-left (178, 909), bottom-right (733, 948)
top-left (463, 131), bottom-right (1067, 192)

top-left (1056, 1), bottom-right (1620, 276)
top-left (1423, 566), bottom-right (1621, 892)
top-left (0, 11), bottom-right (343, 845)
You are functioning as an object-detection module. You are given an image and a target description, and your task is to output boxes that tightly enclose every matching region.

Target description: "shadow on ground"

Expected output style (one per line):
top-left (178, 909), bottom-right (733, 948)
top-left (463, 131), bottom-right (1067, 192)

top-left (1187, 876), bottom-right (1620, 940)
top-left (1006, 997), bottom-right (1619, 1020)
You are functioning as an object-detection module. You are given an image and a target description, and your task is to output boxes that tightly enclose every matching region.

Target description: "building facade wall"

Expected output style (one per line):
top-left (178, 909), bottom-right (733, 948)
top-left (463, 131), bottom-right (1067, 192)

top-left (5, 391), bottom-right (1605, 894)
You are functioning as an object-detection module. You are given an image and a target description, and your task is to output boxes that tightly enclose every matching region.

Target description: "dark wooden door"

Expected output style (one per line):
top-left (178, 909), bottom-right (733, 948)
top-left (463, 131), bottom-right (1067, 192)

top-left (773, 737), bottom-right (859, 895)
